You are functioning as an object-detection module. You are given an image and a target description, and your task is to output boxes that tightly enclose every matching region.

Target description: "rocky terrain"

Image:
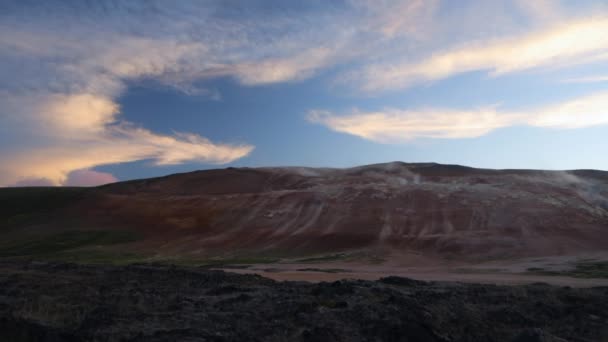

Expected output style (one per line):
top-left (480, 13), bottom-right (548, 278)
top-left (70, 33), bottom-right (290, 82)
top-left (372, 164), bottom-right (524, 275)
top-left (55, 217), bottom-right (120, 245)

top-left (1, 261), bottom-right (607, 342)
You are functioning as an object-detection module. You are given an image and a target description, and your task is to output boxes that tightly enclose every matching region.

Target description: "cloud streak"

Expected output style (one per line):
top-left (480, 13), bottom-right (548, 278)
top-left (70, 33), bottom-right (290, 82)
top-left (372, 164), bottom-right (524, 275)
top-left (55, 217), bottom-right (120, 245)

top-left (350, 16), bottom-right (608, 92)
top-left (309, 91), bottom-right (608, 142)
top-left (561, 76), bottom-right (608, 84)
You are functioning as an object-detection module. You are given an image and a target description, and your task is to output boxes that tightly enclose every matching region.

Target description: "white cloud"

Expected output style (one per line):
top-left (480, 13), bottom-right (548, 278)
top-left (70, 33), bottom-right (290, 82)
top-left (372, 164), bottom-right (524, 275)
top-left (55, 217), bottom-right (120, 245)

top-left (309, 91), bottom-right (608, 142)
top-left (526, 92), bottom-right (608, 129)
top-left (561, 76), bottom-right (608, 84)
top-left (350, 16), bottom-right (608, 92)
top-left (308, 107), bottom-right (512, 142)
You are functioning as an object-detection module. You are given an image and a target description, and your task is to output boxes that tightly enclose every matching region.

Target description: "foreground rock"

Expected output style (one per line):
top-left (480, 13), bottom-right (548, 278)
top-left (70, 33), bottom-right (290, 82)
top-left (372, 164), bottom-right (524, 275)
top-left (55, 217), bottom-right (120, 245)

top-left (0, 261), bottom-right (607, 341)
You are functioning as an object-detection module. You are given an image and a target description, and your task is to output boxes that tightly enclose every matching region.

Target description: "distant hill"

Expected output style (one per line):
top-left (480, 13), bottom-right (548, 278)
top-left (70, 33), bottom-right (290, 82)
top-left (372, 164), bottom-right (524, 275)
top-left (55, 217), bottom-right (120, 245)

top-left (1, 162), bottom-right (608, 264)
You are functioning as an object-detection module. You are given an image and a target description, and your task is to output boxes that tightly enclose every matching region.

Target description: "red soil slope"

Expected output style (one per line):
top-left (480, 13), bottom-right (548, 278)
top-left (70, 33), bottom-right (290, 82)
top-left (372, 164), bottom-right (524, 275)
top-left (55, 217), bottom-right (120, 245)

top-left (64, 162), bottom-right (608, 260)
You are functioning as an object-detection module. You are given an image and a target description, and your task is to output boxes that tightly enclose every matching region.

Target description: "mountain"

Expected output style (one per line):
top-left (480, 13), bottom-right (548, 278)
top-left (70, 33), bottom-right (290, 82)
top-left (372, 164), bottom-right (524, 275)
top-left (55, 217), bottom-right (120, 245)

top-left (1, 162), bottom-right (608, 265)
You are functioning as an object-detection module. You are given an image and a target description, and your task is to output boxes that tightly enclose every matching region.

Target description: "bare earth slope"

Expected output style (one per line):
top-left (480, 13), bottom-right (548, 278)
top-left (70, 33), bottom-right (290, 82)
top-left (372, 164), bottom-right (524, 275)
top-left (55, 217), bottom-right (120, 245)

top-left (82, 162), bottom-right (608, 259)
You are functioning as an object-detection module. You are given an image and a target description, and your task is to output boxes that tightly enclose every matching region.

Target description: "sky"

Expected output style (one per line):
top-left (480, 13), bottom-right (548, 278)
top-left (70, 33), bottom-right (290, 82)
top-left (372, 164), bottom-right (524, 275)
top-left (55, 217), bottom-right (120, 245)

top-left (1, 0), bottom-right (608, 186)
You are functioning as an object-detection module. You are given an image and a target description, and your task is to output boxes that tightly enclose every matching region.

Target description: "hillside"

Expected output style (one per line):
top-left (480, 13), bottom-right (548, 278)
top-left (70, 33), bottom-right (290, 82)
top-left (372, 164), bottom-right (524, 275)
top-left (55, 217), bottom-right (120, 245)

top-left (1, 162), bottom-right (608, 271)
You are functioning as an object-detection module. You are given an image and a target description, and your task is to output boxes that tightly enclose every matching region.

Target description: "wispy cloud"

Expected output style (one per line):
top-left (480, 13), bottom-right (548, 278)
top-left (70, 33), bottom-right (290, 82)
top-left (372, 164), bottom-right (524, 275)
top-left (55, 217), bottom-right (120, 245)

top-left (348, 16), bottom-right (608, 92)
top-left (561, 76), bottom-right (608, 84)
top-left (515, 0), bottom-right (564, 24)
top-left (309, 91), bottom-right (608, 142)
top-left (308, 107), bottom-right (511, 142)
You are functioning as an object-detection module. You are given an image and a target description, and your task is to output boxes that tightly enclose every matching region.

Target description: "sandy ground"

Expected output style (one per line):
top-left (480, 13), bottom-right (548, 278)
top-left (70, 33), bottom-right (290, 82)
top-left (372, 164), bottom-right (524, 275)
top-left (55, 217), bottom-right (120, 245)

top-left (217, 252), bottom-right (608, 287)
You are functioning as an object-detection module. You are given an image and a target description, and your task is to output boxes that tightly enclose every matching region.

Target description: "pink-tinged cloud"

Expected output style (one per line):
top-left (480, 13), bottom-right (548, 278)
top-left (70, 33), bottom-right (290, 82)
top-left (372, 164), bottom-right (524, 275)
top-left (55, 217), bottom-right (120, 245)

top-left (64, 169), bottom-right (118, 187)
top-left (12, 178), bottom-right (56, 187)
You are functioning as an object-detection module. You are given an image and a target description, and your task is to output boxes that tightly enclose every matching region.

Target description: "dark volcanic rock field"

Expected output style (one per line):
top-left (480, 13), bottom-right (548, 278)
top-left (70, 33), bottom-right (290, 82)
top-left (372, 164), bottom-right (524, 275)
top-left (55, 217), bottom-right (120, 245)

top-left (0, 261), bottom-right (607, 341)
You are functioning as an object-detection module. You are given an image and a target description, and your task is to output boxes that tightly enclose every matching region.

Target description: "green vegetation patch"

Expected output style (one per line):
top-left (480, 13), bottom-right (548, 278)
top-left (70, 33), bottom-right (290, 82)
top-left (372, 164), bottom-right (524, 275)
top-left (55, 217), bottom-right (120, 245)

top-left (183, 256), bottom-right (280, 267)
top-left (526, 260), bottom-right (608, 279)
top-left (0, 187), bottom-right (88, 227)
top-left (0, 230), bottom-right (139, 258)
top-left (294, 251), bottom-right (385, 264)
top-left (48, 249), bottom-right (146, 265)
top-left (297, 268), bottom-right (351, 273)
top-left (294, 253), bottom-right (350, 263)
top-left (455, 268), bottom-right (505, 274)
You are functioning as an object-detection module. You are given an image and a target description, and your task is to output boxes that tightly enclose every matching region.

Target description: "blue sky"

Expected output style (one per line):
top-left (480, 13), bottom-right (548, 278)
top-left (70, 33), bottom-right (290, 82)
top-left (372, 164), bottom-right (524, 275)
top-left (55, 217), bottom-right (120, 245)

top-left (1, 0), bottom-right (608, 186)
